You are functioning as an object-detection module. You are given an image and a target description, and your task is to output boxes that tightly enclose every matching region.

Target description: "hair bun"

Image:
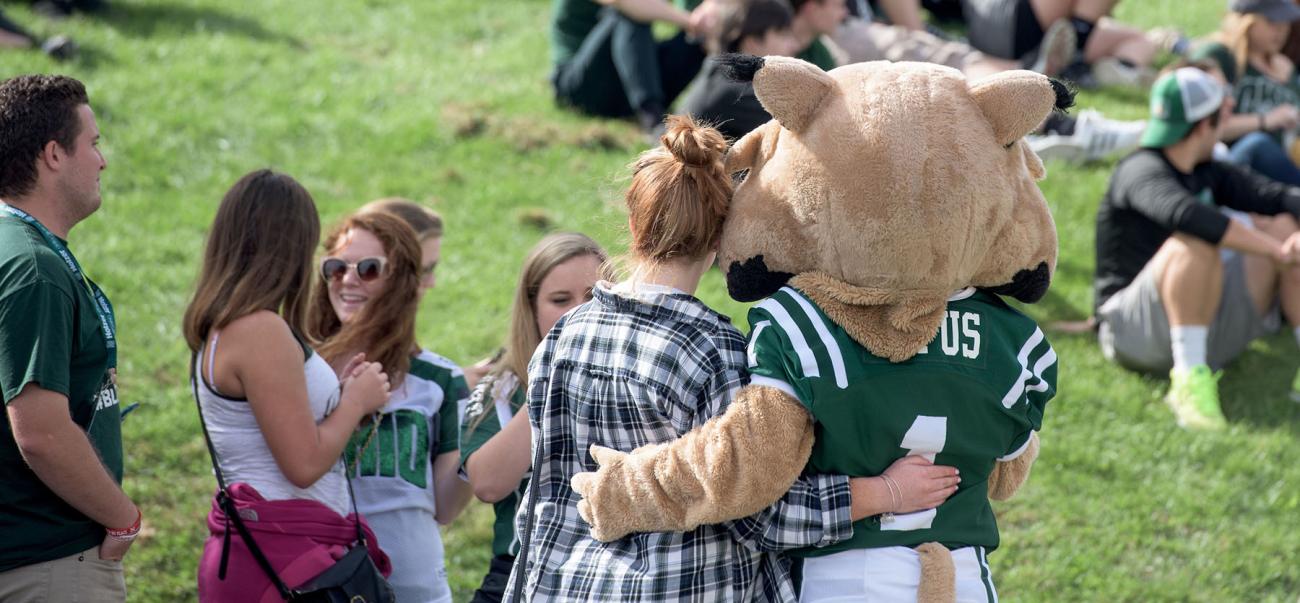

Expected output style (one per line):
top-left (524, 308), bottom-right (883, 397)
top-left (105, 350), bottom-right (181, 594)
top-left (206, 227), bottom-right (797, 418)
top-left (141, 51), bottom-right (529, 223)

top-left (660, 115), bottom-right (727, 168)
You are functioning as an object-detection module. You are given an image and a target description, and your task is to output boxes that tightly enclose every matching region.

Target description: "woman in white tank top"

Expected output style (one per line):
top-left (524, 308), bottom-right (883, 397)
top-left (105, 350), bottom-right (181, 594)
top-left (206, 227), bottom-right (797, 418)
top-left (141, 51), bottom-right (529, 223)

top-left (194, 331), bottom-right (352, 515)
top-left (182, 170), bottom-right (392, 599)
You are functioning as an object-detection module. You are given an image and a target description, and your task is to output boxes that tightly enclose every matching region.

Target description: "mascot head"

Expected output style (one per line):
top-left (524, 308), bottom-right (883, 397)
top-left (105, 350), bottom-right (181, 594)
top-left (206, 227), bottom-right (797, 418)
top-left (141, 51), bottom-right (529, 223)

top-left (718, 56), bottom-right (1070, 360)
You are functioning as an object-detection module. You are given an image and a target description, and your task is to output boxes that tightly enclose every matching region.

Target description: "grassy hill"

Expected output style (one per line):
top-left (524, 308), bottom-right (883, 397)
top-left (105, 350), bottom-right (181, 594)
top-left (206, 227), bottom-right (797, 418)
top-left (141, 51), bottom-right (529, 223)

top-left (0, 0), bottom-right (1296, 600)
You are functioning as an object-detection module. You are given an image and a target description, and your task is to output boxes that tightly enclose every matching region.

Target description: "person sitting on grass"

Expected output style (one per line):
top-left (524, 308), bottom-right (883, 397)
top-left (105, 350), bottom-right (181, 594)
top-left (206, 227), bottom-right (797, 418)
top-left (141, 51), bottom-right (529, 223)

top-left (550, 0), bottom-right (721, 136)
top-left (1190, 0), bottom-right (1300, 186)
top-left (900, 0), bottom-right (1181, 88)
top-left (680, 0), bottom-right (800, 140)
top-left (1094, 67), bottom-right (1300, 431)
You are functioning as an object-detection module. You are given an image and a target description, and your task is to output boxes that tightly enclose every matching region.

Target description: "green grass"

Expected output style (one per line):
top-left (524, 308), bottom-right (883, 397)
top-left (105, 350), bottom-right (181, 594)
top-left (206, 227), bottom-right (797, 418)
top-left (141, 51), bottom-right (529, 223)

top-left (1, 0), bottom-right (1297, 600)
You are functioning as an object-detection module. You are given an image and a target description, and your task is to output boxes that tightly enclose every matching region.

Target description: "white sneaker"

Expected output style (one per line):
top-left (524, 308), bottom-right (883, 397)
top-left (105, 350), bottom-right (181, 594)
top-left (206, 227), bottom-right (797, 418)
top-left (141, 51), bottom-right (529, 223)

top-left (1027, 109), bottom-right (1146, 163)
top-left (1091, 57), bottom-right (1156, 88)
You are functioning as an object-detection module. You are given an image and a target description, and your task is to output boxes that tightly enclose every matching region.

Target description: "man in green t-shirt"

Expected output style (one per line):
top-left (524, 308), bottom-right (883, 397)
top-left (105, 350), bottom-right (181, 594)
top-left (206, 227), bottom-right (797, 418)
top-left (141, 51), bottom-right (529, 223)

top-left (0, 75), bottom-right (138, 602)
top-left (550, 0), bottom-right (719, 135)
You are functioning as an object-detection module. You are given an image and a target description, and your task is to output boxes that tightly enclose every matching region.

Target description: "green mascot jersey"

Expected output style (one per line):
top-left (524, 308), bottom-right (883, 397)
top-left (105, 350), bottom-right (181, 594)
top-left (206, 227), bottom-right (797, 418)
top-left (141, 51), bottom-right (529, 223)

top-left (746, 286), bottom-right (1056, 557)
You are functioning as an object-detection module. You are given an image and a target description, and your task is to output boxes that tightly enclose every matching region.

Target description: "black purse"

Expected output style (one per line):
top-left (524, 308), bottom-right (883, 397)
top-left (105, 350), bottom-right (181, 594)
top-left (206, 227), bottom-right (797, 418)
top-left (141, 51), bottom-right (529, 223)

top-left (191, 352), bottom-right (396, 603)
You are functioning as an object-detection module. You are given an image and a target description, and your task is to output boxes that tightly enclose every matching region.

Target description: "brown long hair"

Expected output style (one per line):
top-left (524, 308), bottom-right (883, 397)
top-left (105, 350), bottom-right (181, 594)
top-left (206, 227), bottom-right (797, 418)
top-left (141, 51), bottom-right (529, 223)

top-left (625, 115), bottom-right (731, 269)
top-left (307, 212), bottom-right (422, 385)
top-left (468, 232), bottom-right (610, 432)
top-left (183, 169), bottom-right (320, 352)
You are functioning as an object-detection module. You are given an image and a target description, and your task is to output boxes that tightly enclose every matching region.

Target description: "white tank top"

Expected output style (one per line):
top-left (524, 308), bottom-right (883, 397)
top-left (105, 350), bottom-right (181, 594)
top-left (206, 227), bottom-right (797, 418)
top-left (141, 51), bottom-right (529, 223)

top-left (195, 332), bottom-right (350, 516)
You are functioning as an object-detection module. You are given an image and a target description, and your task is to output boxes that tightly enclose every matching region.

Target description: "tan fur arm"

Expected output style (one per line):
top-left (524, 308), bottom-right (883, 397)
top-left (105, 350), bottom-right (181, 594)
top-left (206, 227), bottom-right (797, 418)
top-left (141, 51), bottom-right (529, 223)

top-left (571, 386), bottom-right (814, 542)
top-left (987, 431), bottom-right (1040, 501)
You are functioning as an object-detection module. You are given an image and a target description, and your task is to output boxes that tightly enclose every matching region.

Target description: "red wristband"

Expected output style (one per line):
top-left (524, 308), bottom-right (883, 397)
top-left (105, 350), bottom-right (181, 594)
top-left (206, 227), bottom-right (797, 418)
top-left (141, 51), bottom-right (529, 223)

top-left (105, 507), bottom-right (141, 538)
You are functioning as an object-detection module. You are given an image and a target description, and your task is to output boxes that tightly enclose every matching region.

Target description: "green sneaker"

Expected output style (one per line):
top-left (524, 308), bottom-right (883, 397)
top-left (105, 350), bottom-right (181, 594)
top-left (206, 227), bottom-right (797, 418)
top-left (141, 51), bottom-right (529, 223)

top-left (1290, 368), bottom-right (1300, 403)
top-left (1166, 365), bottom-right (1226, 431)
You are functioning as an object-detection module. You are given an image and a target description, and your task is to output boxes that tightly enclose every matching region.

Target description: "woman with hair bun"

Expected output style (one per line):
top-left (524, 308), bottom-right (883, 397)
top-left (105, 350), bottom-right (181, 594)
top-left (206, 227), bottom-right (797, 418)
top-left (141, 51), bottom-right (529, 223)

top-left (508, 116), bottom-right (958, 601)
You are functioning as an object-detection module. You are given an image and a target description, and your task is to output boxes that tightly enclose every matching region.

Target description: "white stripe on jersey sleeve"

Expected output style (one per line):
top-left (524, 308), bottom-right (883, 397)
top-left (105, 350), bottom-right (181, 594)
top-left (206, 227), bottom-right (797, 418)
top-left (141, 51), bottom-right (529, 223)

top-left (755, 297), bottom-right (821, 380)
top-left (747, 321), bottom-right (772, 368)
top-left (1002, 327), bottom-right (1050, 409)
top-left (1025, 346), bottom-right (1057, 394)
top-left (997, 432), bottom-right (1035, 461)
top-left (783, 288), bottom-right (849, 389)
top-left (750, 375), bottom-right (800, 399)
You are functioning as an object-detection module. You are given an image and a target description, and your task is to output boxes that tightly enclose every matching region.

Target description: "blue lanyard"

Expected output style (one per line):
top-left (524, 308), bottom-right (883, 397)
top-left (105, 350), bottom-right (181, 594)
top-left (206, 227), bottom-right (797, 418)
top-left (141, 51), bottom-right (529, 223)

top-left (0, 204), bottom-right (117, 365)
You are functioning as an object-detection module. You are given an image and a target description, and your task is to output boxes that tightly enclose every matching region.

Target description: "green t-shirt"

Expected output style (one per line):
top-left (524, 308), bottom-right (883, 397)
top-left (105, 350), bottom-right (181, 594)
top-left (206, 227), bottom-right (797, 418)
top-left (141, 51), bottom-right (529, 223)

top-left (798, 38), bottom-right (838, 72)
top-left (459, 372), bottom-right (528, 558)
top-left (551, 0), bottom-right (603, 67)
top-left (746, 287), bottom-right (1054, 557)
top-left (0, 216), bottom-right (121, 572)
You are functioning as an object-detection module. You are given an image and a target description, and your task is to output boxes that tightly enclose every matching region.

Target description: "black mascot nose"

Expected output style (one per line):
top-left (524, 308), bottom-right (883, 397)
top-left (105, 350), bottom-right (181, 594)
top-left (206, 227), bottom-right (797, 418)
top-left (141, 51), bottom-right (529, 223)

top-left (726, 256), bottom-right (794, 302)
top-left (985, 262), bottom-right (1051, 303)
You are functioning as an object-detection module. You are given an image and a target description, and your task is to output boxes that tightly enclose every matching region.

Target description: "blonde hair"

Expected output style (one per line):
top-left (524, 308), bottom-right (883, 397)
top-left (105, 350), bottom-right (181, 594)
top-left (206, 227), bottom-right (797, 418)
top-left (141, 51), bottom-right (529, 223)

top-left (624, 115), bottom-right (731, 272)
top-left (500, 232), bottom-right (610, 383)
top-left (467, 233), bottom-right (610, 432)
top-left (358, 197), bottom-right (443, 240)
top-left (1215, 11), bottom-right (1268, 82)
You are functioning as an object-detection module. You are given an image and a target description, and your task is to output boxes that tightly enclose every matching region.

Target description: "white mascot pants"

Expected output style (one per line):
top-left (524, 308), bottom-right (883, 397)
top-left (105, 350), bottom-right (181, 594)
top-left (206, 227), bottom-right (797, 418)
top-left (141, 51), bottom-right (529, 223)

top-left (799, 546), bottom-right (998, 602)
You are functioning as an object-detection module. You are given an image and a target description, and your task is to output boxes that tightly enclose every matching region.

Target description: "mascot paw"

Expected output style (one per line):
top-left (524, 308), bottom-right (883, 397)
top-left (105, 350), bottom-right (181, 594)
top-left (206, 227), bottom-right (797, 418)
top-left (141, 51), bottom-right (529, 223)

top-left (571, 445), bottom-right (635, 542)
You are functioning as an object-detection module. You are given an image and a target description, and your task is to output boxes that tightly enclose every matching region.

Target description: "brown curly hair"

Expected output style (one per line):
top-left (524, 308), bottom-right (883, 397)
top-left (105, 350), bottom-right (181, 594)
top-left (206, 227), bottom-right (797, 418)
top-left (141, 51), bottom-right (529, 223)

top-left (0, 75), bottom-right (89, 198)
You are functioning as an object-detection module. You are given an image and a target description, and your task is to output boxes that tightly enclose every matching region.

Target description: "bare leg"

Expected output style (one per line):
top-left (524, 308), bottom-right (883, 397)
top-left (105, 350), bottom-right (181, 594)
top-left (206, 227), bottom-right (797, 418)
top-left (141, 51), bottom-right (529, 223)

top-left (1027, 0), bottom-right (1120, 30)
top-left (877, 0), bottom-right (926, 31)
top-left (1245, 214), bottom-right (1300, 322)
top-left (1082, 18), bottom-right (1157, 66)
top-left (0, 29), bottom-right (33, 49)
top-left (1069, 0), bottom-right (1121, 22)
top-left (1158, 234), bottom-right (1223, 327)
top-left (962, 56), bottom-right (1020, 79)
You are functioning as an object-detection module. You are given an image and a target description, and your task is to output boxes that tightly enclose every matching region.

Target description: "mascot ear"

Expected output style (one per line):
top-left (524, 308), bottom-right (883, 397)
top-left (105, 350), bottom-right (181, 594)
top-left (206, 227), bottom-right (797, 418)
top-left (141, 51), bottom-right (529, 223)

top-left (743, 55), bottom-right (834, 134)
top-left (970, 71), bottom-right (1073, 147)
top-left (725, 121), bottom-right (775, 173)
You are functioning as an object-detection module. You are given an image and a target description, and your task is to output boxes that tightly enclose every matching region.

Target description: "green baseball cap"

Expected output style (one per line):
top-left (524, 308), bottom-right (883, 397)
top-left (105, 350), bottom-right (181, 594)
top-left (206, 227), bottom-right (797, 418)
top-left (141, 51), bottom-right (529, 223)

top-left (1140, 67), bottom-right (1227, 149)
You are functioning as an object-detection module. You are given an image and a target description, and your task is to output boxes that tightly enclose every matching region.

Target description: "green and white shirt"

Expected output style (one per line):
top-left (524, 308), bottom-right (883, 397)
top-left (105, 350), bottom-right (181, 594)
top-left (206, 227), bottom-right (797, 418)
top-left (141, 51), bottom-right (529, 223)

top-left (746, 287), bottom-right (1055, 556)
top-left (0, 216), bottom-right (120, 572)
top-left (459, 370), bottom-right (528, 558)
top-left (345, 350), bottom-right (467, 516)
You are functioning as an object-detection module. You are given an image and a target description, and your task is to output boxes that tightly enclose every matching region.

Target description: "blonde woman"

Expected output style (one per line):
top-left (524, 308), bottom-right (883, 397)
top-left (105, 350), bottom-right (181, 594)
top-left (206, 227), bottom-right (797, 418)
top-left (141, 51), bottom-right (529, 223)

top-left (459, 232), bottom-right (611, 603)
top-left (1194, 0), bottom-right (1300, 184)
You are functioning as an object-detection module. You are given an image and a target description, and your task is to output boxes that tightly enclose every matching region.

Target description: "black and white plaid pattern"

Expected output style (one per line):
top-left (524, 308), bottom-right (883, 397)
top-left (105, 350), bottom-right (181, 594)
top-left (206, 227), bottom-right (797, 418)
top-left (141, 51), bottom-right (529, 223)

top-left (507, 283), bottom-right (853, 602)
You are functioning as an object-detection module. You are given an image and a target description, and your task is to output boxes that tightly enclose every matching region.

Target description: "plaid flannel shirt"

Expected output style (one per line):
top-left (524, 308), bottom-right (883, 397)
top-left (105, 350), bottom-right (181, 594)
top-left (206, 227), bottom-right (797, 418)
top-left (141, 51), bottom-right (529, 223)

top-left (507, 283), bottom-right (854, 602)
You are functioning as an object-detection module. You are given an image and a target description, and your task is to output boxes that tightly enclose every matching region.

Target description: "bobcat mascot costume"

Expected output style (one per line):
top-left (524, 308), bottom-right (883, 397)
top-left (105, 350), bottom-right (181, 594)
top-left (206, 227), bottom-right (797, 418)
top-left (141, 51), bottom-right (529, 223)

top-left (571, 56), bottom-right (1068, 602)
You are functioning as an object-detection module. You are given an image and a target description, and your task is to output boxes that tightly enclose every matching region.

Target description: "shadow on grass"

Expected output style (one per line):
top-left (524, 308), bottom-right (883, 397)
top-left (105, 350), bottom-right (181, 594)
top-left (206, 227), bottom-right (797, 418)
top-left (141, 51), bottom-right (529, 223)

top-left (98, 2), bottom-right (301, 47)
top-left (1219, 334), bottom-right (1300, 435)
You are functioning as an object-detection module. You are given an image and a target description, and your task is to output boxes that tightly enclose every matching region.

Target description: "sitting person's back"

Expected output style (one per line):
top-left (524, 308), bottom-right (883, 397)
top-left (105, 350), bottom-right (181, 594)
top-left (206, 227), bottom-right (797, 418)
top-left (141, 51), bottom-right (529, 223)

top-left (682, 0), bottom-right (798, 140)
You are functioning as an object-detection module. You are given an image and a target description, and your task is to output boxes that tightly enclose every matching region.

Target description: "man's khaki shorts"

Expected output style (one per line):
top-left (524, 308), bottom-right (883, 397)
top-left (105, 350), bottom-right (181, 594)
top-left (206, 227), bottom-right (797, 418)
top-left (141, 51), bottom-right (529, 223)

top-left (1098, 251), bottom-right (1279, 374)
top-left (0, 546), bottom-right (126, 603)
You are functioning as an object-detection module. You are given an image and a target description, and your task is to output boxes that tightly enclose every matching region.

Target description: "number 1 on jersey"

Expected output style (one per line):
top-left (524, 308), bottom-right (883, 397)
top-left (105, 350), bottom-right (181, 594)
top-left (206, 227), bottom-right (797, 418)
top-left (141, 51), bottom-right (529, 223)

top-left (882, 415), bottom-right (947, 532)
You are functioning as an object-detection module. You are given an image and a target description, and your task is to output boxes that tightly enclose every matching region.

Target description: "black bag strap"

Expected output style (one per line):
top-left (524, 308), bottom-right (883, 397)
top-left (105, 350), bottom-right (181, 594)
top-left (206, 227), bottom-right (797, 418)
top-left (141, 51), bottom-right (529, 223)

top-left (191, 349), bottom-right (297, 600)
top-left (192, 339), bottom-right (372, 600)
top-left (510, 430), bottom-right (547, 602)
